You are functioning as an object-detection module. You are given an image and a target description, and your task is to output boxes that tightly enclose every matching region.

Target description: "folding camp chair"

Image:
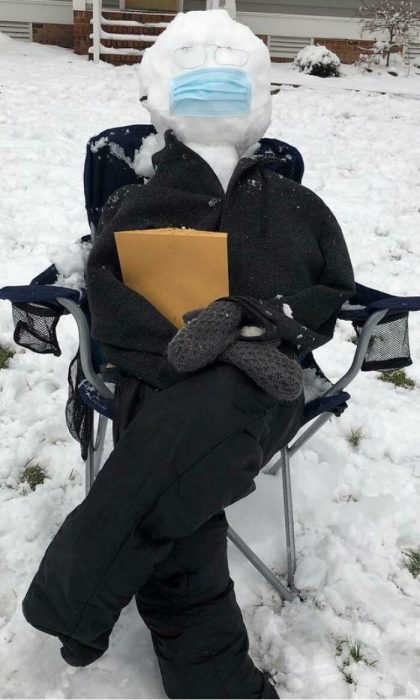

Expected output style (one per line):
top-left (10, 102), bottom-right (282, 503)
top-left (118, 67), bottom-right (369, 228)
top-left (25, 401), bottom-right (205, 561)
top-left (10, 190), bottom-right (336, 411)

top-left (1, 124), bottom-right (420, 604)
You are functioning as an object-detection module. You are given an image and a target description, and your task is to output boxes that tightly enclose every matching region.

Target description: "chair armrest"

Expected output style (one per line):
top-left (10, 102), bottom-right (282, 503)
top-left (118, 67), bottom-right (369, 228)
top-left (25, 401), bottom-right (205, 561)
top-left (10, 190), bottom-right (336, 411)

top-left (329, 309), bottom-right (389, 393)
top-left (288, 308), bottom-right (388, 454)
top-left (0, 265), bottom-right (84, 357)
top-left (368, 296), bottom-right (420, 312)
top-left (0, 283), bottom-right (81, 306)
top-left (0, 260), bottom-right (84, 307)
top-left (339, 282), bottom-right (420, 321)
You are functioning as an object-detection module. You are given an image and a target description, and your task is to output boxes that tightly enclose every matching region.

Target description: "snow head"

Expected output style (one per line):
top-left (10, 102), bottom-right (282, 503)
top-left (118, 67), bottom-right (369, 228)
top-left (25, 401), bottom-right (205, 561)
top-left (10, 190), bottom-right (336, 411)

top-left (138, 9), bottom-right (272, 155)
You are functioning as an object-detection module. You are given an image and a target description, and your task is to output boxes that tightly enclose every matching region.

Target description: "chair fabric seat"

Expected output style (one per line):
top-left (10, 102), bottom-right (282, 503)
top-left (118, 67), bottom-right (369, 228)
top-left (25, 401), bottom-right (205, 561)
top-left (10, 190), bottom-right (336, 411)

top-left (77, 374), bottom-right (350, 427)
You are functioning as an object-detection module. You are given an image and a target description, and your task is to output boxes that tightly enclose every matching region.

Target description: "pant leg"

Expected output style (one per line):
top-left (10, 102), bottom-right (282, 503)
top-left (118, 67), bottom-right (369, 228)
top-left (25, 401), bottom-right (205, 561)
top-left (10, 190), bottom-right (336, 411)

top-left (135, 511), bottom-right (278, 700)
top-left (26, 364), bottom-right (303, 666)
top-left (136, 367), bottom-right (304, 542)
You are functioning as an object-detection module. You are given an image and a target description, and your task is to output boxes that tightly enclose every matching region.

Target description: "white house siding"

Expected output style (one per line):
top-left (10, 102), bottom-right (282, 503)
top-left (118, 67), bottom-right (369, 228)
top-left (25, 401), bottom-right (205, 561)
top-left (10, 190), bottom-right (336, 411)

top-left (183, 1), bottom-right (420, 47)
top-left (236, 0), bottom-right (364, 14)
top-left (0, 0), bottom-right (72, 24)
top-left (182, 4), bottom-right (368, 42)
top-left (238, 12), bottom-right (362, 40)
top-left (184, 0), bottom-right (420, 15)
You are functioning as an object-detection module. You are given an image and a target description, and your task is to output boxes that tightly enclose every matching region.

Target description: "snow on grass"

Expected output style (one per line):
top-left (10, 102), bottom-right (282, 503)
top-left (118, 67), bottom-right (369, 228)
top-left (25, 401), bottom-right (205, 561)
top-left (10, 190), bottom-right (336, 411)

top-left (271, 60), bottom-right (420, 97)
top-left (1, 38), bottom-right (420, 698)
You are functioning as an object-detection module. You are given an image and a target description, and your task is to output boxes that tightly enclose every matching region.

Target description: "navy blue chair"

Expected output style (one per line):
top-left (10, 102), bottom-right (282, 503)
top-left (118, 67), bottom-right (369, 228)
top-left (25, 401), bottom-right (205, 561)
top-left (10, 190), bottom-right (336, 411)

top-left (2, 124), bottom-right (420, 601)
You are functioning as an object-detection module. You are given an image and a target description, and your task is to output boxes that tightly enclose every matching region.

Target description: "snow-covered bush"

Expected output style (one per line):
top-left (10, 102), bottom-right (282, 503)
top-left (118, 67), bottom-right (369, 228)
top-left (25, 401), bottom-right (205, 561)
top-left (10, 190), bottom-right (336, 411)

top-left (357, 39), bottom-right (406, 74)
top-left (294, 44), bottom-right (341, 77)
top-left (357, 38), bottom-right (389, 70)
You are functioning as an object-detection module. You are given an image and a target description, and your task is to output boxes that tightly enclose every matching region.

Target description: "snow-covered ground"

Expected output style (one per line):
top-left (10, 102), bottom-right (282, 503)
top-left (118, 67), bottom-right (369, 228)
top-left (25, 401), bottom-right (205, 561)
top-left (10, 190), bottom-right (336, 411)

top-left (1, 35), bottom-right (420, 699)
top-left (271, 59), bottom-right (420, 98)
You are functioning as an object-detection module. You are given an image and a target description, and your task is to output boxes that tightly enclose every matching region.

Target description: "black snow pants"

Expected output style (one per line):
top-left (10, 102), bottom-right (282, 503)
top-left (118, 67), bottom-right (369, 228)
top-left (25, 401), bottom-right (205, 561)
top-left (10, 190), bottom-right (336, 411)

top-left (112, 362), bottom-right (304, 699)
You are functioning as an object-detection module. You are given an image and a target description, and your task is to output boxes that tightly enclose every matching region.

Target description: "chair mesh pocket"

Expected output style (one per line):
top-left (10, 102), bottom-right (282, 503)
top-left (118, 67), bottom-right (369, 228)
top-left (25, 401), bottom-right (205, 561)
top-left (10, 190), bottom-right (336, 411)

top-left (353, 312), bottom-right (412, 371)
top-left (66, 349), bottom-right (93, 461)
top-left (12, 301), bottom-right (62, 356)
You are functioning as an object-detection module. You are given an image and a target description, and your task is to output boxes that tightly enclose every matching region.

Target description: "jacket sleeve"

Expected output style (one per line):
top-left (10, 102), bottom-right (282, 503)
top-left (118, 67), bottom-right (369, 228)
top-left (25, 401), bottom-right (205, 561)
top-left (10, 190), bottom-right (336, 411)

top-left (226, 206), bottom-right (355, 354)
top-left (85, 187), bottom-right (177, 360)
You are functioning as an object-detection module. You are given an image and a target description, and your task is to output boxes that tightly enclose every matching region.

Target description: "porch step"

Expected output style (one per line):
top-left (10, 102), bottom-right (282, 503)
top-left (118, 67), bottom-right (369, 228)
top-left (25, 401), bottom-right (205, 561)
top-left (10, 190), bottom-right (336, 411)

top-left (100, 23), bottom-right (163, 35)
top-left (100, 53), bottom-right (143, 64)
top-left (102, 10), bottom-right (175, 23)
top-left (89, 9), bottom-right (174, 64)
top-left (100, 37), bottom-right (153, 49)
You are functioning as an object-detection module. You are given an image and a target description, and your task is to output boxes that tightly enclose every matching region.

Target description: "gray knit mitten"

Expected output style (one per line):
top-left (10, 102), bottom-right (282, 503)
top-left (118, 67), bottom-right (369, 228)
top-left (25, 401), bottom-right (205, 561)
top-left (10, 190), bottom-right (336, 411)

top-left (167, 300), bottom-right (243, 373)
top-left (220, 341), bottom-right (303, 402)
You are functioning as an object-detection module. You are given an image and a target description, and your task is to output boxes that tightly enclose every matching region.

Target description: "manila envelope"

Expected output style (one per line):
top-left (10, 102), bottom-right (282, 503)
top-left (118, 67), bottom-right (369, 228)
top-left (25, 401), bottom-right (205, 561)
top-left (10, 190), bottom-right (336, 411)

top-left (114, 227), bottom-right (229, 329)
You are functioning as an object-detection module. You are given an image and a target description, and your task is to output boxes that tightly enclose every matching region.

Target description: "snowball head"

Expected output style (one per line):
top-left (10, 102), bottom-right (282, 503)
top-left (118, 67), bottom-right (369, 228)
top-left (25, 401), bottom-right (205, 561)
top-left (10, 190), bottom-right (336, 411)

top-left (138, 10), bottom-right (272, 153)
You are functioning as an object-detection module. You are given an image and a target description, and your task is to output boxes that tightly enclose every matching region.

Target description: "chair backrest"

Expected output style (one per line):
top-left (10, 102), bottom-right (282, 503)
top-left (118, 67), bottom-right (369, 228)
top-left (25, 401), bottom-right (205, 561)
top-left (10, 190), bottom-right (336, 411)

top-left (84, 124), bottom-right (155, 232)
top-left (83, 124), bottom-right (305, 230)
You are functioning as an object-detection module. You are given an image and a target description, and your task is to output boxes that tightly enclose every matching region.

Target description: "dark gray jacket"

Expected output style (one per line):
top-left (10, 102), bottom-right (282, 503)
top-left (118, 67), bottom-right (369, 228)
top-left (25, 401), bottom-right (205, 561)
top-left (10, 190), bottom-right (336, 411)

top-left (86, 130), bottom-right (355, 387)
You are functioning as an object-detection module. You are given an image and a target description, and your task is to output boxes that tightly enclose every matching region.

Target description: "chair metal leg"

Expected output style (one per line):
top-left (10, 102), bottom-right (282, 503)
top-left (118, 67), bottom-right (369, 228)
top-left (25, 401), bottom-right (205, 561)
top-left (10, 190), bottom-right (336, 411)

top-left (227, 526), bottom-right (297, 601)
top-left (227, 446), bottom-right (300, 600)
top-left (85, 413), bottom-right (109, 496)
top-left (93, 413), bottom-right (108, 479)
top-left (281, 448), bottom-right (297, 590)
top-left (85, 438), bottom-right (95, 497)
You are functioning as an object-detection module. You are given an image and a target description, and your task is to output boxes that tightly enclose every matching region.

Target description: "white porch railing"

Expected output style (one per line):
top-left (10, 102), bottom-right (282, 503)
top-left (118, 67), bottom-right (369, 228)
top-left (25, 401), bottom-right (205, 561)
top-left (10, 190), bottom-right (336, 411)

top-left (90, 0), bottom-right (173, 62)
top-left (89, 0), bottom-right (237, 63)
top-left (206, 0), bottom-right (236, 18)
top-left (92, 0), bottom-right (101, 62)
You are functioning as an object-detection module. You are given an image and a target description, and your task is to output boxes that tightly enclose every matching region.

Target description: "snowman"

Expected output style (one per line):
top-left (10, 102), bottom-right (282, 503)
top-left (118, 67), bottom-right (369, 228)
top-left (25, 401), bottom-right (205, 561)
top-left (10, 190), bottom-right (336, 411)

top-left (137, 8), bottom-right (272, 191)
top-left (22, 9), bottom-right (354, 693)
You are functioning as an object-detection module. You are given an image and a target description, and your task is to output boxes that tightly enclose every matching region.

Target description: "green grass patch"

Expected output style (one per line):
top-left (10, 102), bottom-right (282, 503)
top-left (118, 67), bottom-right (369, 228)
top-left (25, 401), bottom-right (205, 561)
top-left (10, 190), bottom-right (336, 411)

top-left (348, 640), bottom-right (377, 667)
top-left (403, 547), bottom-right (420, 578)
top-left (0, 345), bottom-right (14, 370)
top-left (379, 369), bottom-right (415, 389)
top-left (336, 638), bottom-right (377, 687)
top-left (343, 672), bottom-right (355, 685)
top-left (346, 427), bottom-right (364, 449)
top-left (348, 641), bottom-right (366, 664)
top-left (20, 464), bottom-right (47, 491)
top-left (335, 639), bottom-right (345, 656)
top-left (345, 494), bottom-right (359, 503)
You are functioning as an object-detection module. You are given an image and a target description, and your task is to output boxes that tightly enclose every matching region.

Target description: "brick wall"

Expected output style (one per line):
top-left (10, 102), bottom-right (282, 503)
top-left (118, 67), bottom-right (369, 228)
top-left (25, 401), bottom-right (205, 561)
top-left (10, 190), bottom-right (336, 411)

top-left (73, 10), bottom-right (175, 61)
top-left (314, 37), bottom-right (375, 64)
top-left (73, 10), bottom-right (91, 56)
top-left (29, 16), bottom-right (403, 67)
top-left (32, 23), bottom-right (74, 50)
top-left (72, 19), bottom-right (374, 66)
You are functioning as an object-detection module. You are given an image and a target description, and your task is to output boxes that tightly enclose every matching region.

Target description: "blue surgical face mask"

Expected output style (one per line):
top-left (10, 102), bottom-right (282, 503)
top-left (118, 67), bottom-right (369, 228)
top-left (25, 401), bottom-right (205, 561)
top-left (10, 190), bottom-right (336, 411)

top-left (169, 67), bottom-right (251, 118)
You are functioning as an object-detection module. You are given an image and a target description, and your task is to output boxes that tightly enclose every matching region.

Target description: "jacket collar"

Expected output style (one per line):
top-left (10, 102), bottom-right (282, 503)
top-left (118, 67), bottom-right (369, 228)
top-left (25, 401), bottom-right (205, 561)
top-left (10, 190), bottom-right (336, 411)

top-left (150, 129), bottom-right (281, 198)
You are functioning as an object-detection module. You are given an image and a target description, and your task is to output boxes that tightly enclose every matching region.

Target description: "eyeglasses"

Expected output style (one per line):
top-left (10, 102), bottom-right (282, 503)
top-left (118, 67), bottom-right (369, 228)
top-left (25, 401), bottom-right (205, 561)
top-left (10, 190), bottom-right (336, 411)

top-left (173, 44), bottom-right (249, 70)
